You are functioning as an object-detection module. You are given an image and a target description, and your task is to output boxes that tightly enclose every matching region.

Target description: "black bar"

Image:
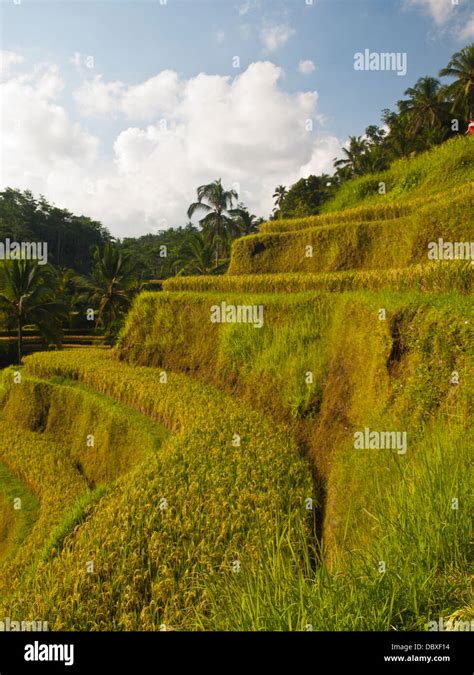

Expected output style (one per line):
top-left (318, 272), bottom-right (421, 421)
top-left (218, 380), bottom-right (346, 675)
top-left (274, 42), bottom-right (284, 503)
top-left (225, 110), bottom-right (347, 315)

top-left (0, 631), bottom-right (470, 674)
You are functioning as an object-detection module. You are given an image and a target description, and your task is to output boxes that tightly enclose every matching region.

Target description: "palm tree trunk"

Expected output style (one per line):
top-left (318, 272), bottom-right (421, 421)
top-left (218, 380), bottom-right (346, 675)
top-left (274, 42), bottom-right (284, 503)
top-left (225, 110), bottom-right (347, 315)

top-left (17, 318), bottom-right (23, 365)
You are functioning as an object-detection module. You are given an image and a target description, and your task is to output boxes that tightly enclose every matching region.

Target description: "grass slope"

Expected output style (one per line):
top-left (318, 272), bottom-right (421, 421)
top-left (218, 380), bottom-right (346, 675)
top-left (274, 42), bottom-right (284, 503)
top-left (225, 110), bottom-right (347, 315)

top-left (163, 262), bottom-right (473, 294)
top-left (228, 188), bottom-right (473, 275)
top-left (1, 349), bottom-right (312, 630)
top-left (0, 462), bottom-right (39, 565)
top-left (261, 182), bottom-right (473, 234)
top-left (116, 289), bottom-right (473, 618)
top-left (322, 135), bottom-right (474, 213)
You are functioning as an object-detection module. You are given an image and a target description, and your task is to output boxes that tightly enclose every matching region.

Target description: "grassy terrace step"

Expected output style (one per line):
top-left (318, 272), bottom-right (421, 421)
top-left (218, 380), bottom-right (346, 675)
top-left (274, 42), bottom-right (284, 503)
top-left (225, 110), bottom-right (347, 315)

top-left (163, 262), bottom-right (473, 294)
top-left (0, 337), bottom-right (105, 344)
top-left (0, 369), bottom-right (169, 615)
top-left (116, 289), bottom-right (472, 580)
top-left (261, 182), bottom-right (473, 234)
top-left (0, 419), bottom-right (90, 599)
top-left (2, 305), bottom-right (471, 629)
top-left (6, 349), bottom-right (312, 630)
top-left (0, 462), bottom-right (39, 565)
top-left (15, 347), bottom-right (472, 630)
top-left (228, 188), bottom-right (473, 275)
top-left (1, 371), bottom-right (167, 484)
top-left (117, 289), bottom-right (473, 450)
top-left (322, 135), bottom-right (473, 213)
top-left (111, 289), bottom-right (472, 628)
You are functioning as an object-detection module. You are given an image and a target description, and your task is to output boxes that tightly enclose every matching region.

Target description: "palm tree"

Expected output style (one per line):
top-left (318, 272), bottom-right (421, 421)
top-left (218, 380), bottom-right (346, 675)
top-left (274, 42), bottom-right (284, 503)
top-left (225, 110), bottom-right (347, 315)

top-left (229, 206), bottom-right (260, 236)
top-left (382, 108), bottom-right (417, 159)
top-left (187, 179), bottom-right (239, 263)
top-left (53, 267), bottom-right (82, 329)
top-left (439, 44), bottom-right (474, 122)
top-left (398, 77), bottom-right (449, 138)
top-left (76, 243), bottom-right (138, 341)
top-left (334, 135), bottom-right (370, 176)
top-left (173, 232), bottom-right (227, 276)
top-left (0, 260), bottom-right (65, 364)
top-left (272, 185), bottom-right (287, 210)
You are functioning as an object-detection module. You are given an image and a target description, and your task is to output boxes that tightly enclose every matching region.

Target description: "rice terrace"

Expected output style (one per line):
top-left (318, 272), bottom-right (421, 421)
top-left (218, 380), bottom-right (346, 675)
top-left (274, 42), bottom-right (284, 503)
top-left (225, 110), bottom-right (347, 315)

top-left (0, 0), bottom-right (472, 668)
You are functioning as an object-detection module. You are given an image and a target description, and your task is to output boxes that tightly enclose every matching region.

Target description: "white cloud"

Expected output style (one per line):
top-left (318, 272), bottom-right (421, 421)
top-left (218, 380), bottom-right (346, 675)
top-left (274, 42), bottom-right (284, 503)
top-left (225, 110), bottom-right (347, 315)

top-left (0, 64), bottom-right (98, 201)
top-left (216, 30), bottom-right (226, 44)
top-left (1, 60), bottom-right (340, 237)
top-left (0, 50), bottom-right (24, 77)
top-left (404, 1), bottom-right (474, 42)
top-left (74, 70), bottom-right (180, 120)
top-left (299, 59), bottom-right (316, 75)
top-left (457, 13), bottom-right (474, 40)
top-left (73, 75), bottom-right (124, 116)
top-left (122, 71), bottom-right (180, 119)
top-left (299, 135), bottom-right (342, 177)
top-left (403, 0), bottom-right (457, 25)
top-left (238, 1), bottom-right (260, 17)
top-left (260, 22), bottom-right (296, 52)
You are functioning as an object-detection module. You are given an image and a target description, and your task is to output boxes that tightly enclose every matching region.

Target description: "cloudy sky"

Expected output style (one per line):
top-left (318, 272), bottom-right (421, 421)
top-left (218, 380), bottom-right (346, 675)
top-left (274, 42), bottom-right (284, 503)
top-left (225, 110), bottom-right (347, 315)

top-left (1, 0), bottom-right (473, 237)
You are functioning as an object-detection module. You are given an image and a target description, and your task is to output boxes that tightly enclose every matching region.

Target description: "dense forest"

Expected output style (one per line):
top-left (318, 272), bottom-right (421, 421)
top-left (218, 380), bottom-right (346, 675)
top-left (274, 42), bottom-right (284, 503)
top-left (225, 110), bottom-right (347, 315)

top-left (0, 188), bottom-right (110, 275)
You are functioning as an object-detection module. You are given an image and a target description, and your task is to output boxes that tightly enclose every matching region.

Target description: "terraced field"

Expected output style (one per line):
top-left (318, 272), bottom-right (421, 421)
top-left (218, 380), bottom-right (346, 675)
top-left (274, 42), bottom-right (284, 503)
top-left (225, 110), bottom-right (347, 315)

top-left (0, 137), bottom-right (472, 630)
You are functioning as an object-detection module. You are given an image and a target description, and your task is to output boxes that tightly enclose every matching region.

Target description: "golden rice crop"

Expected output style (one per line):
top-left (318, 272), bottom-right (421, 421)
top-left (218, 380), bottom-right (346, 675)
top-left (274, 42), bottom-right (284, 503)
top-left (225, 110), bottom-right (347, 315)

top-left (0, 419), bottom-right (90, 602)
top-left (117, 289), bottom-right (473, 486)
top-left (228, 189), bottom-right (473, 276)
top-left (0, 368), bottom-right (169, 616)
top-left (163, 262), bottom-right (473, 294)
top-left (3, 349), bottom-right (313, 629)
top-left (260, 181), bottom-right (473, 234)
top-left (1, 372), bottom-right (166, 485)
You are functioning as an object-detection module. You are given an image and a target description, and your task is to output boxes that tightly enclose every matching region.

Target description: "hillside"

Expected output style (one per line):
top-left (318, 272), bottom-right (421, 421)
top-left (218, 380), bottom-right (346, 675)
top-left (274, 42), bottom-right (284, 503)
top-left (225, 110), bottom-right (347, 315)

top-left (0, 138), bottom-right (472, 630)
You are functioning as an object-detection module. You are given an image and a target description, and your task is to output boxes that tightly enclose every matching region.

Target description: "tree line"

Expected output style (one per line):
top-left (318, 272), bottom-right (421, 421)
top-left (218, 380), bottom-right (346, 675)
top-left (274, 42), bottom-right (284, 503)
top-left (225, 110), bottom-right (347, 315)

top-left (0, 180), bottom-right (260, 359)
top-left (272, 44), bottom-right (474, 219)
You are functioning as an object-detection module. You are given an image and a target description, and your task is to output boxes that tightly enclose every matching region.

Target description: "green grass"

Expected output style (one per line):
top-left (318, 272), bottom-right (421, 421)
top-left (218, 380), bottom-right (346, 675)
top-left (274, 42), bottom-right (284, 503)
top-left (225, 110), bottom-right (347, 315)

top-left (323, 135), bottom-right (474, 213)
top-left (0, 419), bottom-right (90, 601)
top-left (0, 349), bottom-right (312, 630)
top-left (200, 426), bottom-right (472, 630)
top-left (0, 285), bottom-right (470, 630)
top-left (117, 290), bottom-right (473, 437)
top-left (0, 369), bottom-right (170, 613)
top-left (113, 287), bottom-right (473, 628)
top-left (261, 182), bottom-right (473, 234)
top-left (0, 462), bottom-right (39, 565)
top-left (228, 188), bottom-right (473, 275)
top-left (7, 341), bottom-right (469, 630)
top-left (40, 486), bottom-right (107, 563)
top-left (163, 262), bottom-right (473, 294)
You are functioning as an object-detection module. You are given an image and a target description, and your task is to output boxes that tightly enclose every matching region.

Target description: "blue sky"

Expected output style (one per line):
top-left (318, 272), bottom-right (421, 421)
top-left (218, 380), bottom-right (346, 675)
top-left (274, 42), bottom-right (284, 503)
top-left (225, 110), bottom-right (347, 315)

top-left (1, 0), bottom-right (472, 235)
